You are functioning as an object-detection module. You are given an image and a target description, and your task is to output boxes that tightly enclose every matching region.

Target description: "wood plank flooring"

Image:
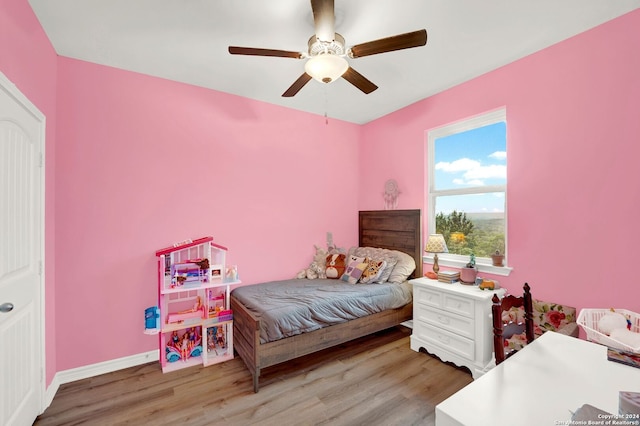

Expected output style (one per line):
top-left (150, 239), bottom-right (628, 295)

top-left (35, 326), bottom-right (472, 426)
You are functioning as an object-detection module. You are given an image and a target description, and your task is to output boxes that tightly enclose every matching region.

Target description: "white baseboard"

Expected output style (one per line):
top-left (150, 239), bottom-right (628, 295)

top-left (400, 320), bottom-right (413, 329)
top-left (44, 350), bottom-right (159, 410)
top-left (44, 374), bottom-right (61, 411)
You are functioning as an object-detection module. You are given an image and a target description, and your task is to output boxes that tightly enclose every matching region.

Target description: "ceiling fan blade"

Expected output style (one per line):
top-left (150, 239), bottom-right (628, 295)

top-left (349, 29), bottom-right (427, 58)
top-left (342, 67), bottom-right (378, 94)
top-left (282, 73), bottom-right (313, 97)
top-left (311, 0), bottom-right (335, 42)
top-left (228, 46), bottom-right (303, 59)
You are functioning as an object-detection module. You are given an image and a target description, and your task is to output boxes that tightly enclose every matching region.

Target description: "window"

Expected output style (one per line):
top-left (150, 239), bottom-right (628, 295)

top-left (427, 108), bottom-right (508, 272)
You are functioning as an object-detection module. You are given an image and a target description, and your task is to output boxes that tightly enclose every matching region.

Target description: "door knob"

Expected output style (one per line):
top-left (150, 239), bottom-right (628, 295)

top-left (0, 302), bottom-right (14, 313)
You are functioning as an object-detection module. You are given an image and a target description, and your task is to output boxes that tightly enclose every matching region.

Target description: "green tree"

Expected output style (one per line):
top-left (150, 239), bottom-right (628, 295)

top-left (435, 210), bottom-right (475, 243)
top-left (435, 211), bottom-right (504, 257)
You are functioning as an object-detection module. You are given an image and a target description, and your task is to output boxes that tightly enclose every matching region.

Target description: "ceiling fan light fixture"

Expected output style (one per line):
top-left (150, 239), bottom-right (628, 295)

top-left (304, 54), bottom-right (348, 84)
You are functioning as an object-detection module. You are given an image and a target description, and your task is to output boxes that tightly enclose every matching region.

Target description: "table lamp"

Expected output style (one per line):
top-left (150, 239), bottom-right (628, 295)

top-left (425, 234), bottom-right (448, 274)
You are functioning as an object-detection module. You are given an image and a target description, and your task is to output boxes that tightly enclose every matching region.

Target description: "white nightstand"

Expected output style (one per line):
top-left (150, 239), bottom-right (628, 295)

top-left (409, 277), bottom-right (506, 378)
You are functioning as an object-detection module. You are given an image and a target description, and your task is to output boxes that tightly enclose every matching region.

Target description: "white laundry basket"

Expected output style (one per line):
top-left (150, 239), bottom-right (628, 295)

top-left (577, 308), bottom-right (640, 353)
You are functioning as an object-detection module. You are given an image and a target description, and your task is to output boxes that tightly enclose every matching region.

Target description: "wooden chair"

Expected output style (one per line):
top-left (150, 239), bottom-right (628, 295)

top-left (492, 283), bottom-right (535, 365)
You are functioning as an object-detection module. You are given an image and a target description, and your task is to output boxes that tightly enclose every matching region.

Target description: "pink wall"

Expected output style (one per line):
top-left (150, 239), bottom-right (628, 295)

top-left (54, 58), bottom-right (361, 370)
top-left (4, 0), bottom-right (639, 381)
top-left (360, 9), bottom-right (640, 319)
top-left (0, 0), bottom-right (58, 385)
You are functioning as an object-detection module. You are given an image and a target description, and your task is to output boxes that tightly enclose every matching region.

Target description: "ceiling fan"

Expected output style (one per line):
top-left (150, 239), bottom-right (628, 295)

top-left (228, 0), bottom-right (427, 97)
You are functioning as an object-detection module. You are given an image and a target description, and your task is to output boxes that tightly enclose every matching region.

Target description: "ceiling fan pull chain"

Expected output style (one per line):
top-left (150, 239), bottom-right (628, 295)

top-left (324, 87), bottom-right (329, 125)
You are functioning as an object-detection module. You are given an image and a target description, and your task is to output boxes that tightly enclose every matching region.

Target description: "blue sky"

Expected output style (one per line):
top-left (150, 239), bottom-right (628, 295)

top-left (434, 122), bottom-right (506, 214)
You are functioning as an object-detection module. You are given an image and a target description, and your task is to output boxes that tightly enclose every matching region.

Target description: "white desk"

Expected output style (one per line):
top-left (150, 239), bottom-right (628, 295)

top-left (436, 331), bottom-right (640, 426)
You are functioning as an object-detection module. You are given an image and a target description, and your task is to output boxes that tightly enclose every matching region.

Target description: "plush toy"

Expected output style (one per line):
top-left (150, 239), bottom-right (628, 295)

top-left (610, 327), bottom-right (640, 349)
top-left (599, 310), bottom-right (628, 335)
top-left (325, 253), bottom-right (347, 279)
top-left (297, 245), bottom-right (328, 279)
top-left (326, 232), bottom-right (346, 256)
top-left (308, 262), bottom-right (325, 279)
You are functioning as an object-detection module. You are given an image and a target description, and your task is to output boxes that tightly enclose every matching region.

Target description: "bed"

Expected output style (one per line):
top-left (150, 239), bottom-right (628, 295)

top-left (231, 209), bottom-right (422, 392)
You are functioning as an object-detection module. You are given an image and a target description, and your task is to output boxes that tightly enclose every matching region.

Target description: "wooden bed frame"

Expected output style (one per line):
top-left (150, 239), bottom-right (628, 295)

top-left (231, 209), bottom-right (422, 392)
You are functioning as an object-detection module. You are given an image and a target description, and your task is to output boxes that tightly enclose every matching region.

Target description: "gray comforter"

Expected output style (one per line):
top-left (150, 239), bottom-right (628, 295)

top-left (231, 278), bottom-right (413, 344)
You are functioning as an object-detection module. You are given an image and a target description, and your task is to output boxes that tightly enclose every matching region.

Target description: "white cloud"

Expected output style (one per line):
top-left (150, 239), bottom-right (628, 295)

top-left (435, 158), bottom-right (479, 172)
top-left (464, 164), bottom-right (506, 180)
top-left (489, 151), bottom-right (507, 160)
top-left (437, 158), bottom-right (506, 186)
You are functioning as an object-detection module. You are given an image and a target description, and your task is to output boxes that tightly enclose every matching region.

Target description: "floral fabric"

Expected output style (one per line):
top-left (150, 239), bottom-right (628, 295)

top-left (531, 299), bottom-right (576, 335)
top-left (504, 332), bottom-right (529, 351)
top-left (502, 299), bottom-right (578, 353)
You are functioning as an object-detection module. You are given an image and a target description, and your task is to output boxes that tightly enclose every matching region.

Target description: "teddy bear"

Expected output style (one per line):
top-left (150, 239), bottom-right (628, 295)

top-left (296, 245), bottom-right (328, 279)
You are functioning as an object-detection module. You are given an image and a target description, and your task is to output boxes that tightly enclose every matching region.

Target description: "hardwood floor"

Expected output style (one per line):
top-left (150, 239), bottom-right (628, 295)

top-left (35, 326), bottom-right (472, 426)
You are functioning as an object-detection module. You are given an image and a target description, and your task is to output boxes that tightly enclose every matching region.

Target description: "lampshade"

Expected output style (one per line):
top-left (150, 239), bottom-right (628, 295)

top-left (425, 234), bottom-right (448, 254)
top-left (304, 54), bottom-right (348, 84)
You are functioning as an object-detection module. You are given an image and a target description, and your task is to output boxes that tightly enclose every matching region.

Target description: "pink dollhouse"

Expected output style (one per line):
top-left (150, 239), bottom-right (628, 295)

top-left (154, 237), bottom-right (238, 372)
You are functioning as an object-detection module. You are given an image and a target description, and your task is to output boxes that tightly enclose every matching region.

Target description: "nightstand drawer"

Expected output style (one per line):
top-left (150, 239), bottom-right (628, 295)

top-left (442, 293), bottom-right (474, 318)
top-left (414, 285), bottom-right (442, 308)
top-left (415, 305), bottom-right (474, 339)
top-left (415, 322), bottom-right (475, 361)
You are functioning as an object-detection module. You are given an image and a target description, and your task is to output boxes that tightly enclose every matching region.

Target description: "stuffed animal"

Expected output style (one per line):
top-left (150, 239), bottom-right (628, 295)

top-left (599, 310), bottom-right (628, 335)
top-left (326, 232), bottom-right (345, 256)
top-left (325, 253), bottom-right (346, 279)
top-left (297, 245), bottom-right (328, 279)
top-left (610, 327), bottom-right (640, 349)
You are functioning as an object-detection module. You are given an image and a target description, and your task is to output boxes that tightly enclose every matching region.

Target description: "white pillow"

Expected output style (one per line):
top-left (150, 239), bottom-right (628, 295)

top-left (387, 250), bottom-right (416, 283)
top-left (373, 257), bottom-right (397, 283)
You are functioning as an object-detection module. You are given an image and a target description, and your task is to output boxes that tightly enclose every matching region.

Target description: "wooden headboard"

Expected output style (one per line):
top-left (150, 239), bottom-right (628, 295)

top-left (359, 209), bottom-right (423, 279)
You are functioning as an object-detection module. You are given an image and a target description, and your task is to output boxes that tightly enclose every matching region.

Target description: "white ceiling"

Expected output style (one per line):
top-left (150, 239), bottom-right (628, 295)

top-left (28, 0), bottom-right (640, 124)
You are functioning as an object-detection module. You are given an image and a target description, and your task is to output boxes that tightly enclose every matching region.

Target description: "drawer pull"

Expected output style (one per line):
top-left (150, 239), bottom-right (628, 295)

top-left (438, 335), bottom-right (451, 344)
top-left (437, 315), bottom-right (450, 325)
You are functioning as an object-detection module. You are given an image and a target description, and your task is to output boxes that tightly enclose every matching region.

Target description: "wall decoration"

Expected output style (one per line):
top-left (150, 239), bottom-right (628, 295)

top-left (383, 179), bottom-right (400, 210)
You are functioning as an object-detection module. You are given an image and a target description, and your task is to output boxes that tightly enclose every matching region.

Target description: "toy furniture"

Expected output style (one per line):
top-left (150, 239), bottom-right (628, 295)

top-left (155, 237), bottom-right (239, 372)
top-left (231, 209), bottom-right (421, 392)
top-left (144, 306), bottom-right (160, 331)
top-left (496, 293), bottom-right (580, 358)
top-left (491, 283), bottom-right (535, 365)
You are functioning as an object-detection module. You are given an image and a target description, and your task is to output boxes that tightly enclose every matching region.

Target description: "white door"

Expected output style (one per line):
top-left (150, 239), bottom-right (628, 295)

top-left (0, 72), bottom-right (45, 426)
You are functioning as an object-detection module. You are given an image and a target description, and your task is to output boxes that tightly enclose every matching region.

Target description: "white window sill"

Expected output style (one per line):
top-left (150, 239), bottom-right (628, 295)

top-left (422, 255), bottom-right (513, 277)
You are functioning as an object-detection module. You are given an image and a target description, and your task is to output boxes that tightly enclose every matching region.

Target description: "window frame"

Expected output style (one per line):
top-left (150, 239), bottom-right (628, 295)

top-left (425, 108), bottom-right (511, 276)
